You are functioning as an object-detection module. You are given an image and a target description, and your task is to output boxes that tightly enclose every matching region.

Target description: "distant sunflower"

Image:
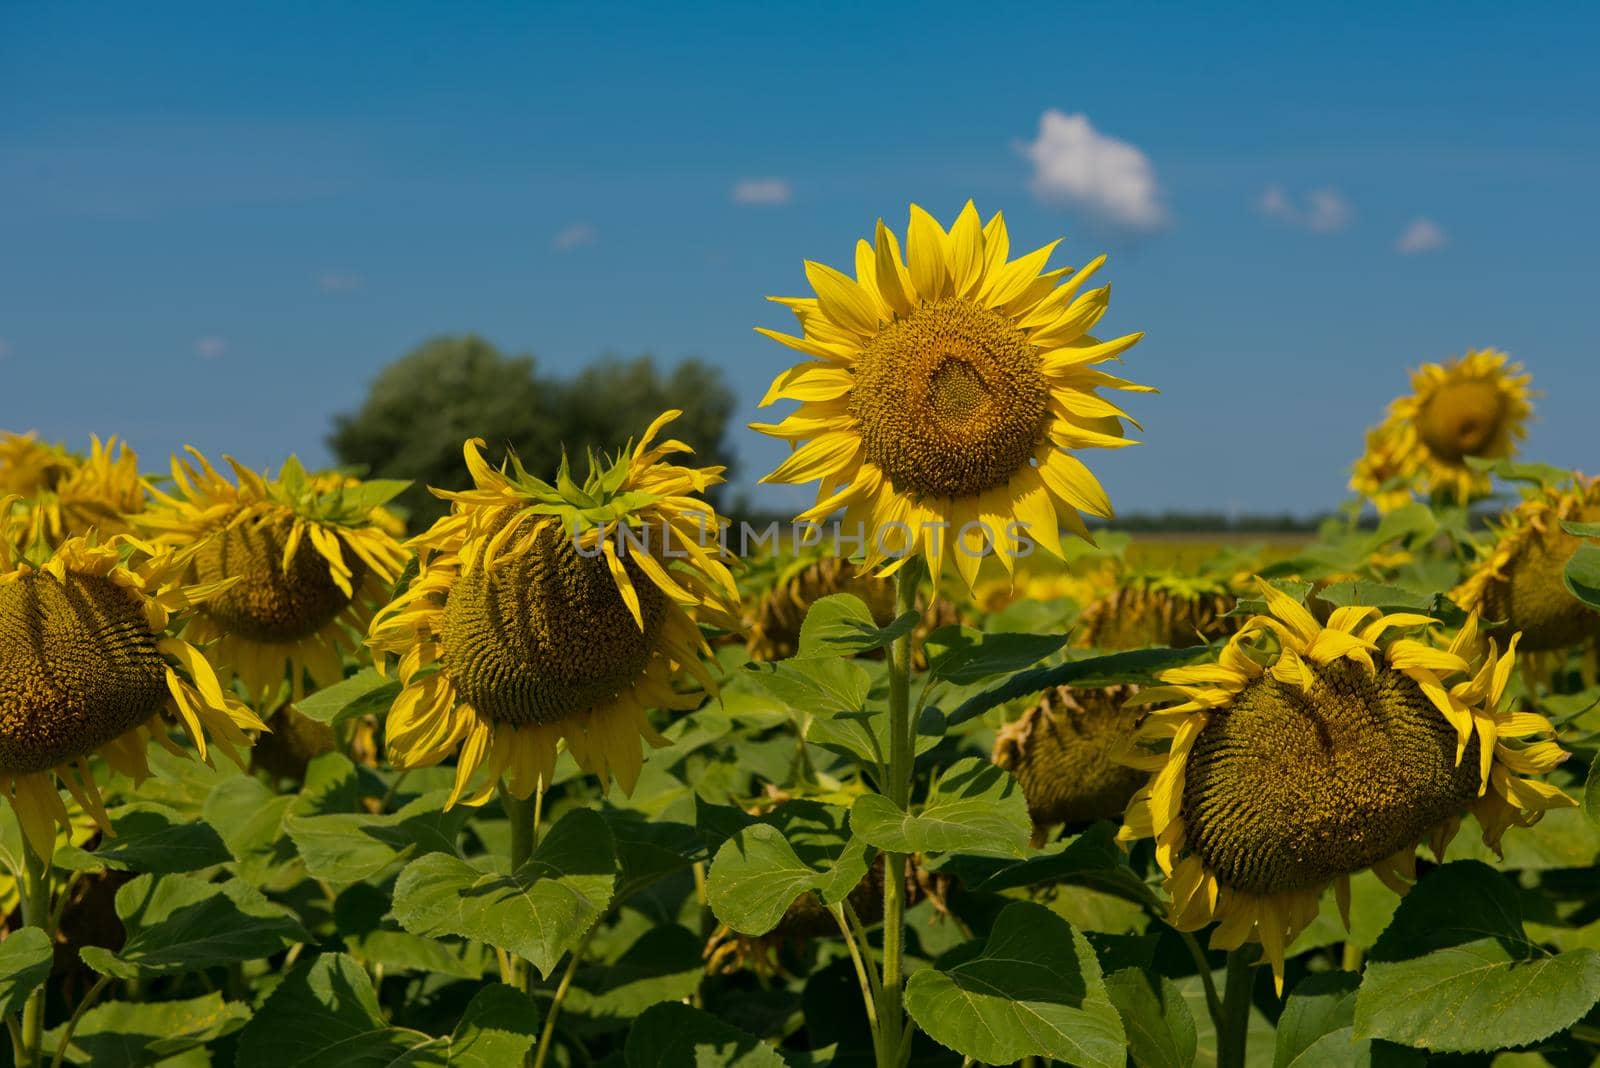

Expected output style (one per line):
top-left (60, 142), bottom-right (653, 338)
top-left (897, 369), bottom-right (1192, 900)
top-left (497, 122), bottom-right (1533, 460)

top-left (1454, 476), bottom-right (1600, 665)
top-left (0, 516), bottom-right (266, 862)
top-left (752, 202), bottom-right (1151, 591)
top-left (368, 411), bottom-right (739, 803)
top-left (1077, 574), bottom-right (1238, 650)
top-left (140, 452), bottom-right (410, 704)
top-left (1385, 349), bottom-right (1533, 503)
top-left (1118, 581), bottom-right (1573, 991)
top-left (0, 433), bottom-right (77, 500)
top-left (993, 684), bottom-right (1146, 847)
top-left (1348, 421), bottom-right (1417, 513)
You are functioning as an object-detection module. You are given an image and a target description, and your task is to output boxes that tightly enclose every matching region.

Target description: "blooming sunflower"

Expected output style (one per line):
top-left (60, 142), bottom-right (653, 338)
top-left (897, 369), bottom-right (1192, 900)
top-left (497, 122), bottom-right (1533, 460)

top-left (1454, 476), bottom-right (1600, 667)
top-left (1117, 581), bottom-right (1573, 991)
top-left (1383, 349), bottom-right (1533, 504)
top-left (139, 452), bottom-right (411, 705)
top-left (367, 411), bottom-right (739, 804)
top-left (1347, 421), bottom-right (1417, 513)
top-left (1, 434), bottom-right (146, 554)
top-left (0, 511), bottom-right (266, 862)
top-left (0, 432), bottom-right (77, 500)
top-left (993, 684), bottom-right (1146, 847)
top-left (752, 202), bottom-right (1151, 591)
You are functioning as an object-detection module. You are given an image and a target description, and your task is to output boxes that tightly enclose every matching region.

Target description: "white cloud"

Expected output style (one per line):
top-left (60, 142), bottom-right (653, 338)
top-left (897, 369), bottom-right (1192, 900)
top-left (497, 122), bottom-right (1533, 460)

top-left (1019, 110), bottom-right (1166, 230)
top-left (194, 336), bottom-right (227, 359)
top-left (1257, 185), bottom-right (1353, 233)
top-left (732, 178), bottom-right (793, 206)
top-left (553, 222), bottom-right (596, 251)
top-left (1396, 218), bottom-right (1447, 254)
top-left (317, 271), bottom-right (364, 293)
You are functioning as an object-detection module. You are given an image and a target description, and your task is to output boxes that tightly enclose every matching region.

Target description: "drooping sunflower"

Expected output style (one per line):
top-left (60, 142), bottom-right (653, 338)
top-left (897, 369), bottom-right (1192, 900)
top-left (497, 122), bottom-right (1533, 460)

top-left (1, 434), bottom-right (146, 552)
top-left (139, 452), bottom-right (411, 705)
top-left (1454, 476), bottom-right (1600, 668)
top-left (0, 432), bottom-right (77, 500)
top-left (1117, 581), bottom-right (1573, 991)
top-left (993, 684), bottom-right (1146, 847)
top-left (1381, 349), bottom-right (1533, 504)
top-left (0, 511), bottom-right (267, 862)
top-left (1347, 421), bottom-right (1417, 513)
top-left (752, 202), bottom-right (1151, 591)
top-left (368, 411), bottom-right (740, 803)
top-left (1077, 573), bottom-right (1238, 650)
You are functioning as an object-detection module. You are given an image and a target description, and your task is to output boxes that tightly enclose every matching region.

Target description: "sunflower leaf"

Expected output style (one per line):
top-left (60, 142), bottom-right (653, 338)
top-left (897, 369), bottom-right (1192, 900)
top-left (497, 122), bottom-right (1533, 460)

top-left (1103, 967), bottom-right (1196, 1068)
top-left (292, 667), bottom-right (401, 726)
top-left (706, 802), bottom-right (871, 935)
top-left (1564, 544), bottom-right (1600, 611)
top-left (232, 952), bottom-right (434, 1067)
top-left (0, 928), bottom-right (53, 1018)
top-left (796, 594), bottom-right (916, 658)
top-left (45, 992), bottom-right (251, 1067)
top-left (923, 626), bottom-right (1067, 685)
top-left (63, 802), bottom-right (232, 875)
top-left (623, 1002), bottom-right (787, 1068)
top-left (1275, 971), bottom-right (1425, 1068)
top-left (850, 757), bottom-right (1030, 860)
top-left (940, 646), bottom-right (1210, 730)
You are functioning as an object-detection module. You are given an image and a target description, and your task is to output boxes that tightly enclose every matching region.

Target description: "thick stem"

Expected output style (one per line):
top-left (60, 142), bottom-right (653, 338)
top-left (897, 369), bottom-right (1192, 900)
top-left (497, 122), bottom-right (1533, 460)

top-left (1217, 947), bottom-right (1258, 1068)
top-left (877, 564), bottom-right (921, 1068)
top-left (18, 837), bottom-right (51, 1068)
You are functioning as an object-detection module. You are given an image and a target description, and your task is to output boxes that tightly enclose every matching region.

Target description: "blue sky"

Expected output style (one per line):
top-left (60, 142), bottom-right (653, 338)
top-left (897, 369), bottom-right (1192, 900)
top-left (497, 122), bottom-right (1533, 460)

top-left (4, 2), bottom-right (1598, 515)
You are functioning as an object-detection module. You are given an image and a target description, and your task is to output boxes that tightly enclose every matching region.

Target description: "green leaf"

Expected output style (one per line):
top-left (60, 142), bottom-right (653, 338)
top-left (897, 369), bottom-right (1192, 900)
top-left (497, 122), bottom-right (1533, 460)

top-left (850, 757), bottom-right (1030, 859)
top-left (201, 776), bottom-right (297, 885)
top-left (396, 984), bottom-right (543, 1068)
top-left (707, 805), bottom-right (869, 936)
top-left (943, 646), bottom-right (1210, 729)
top-left (1565, 544), bottom-right (1600, 611)
top-left (1587, 759), bottom-right (1600, 828)
top-left (1274, 972), bottom-right (1423, 1068)
top-left (45, 993), bottom-right (250, 1067)
top-left (1353, 861), bottom-right (1600, 1052)
top-left (286, 789), bottom-right (468, 886)
top-left (234, 953), bottom-right (433, 1067)
top-left (796, 594), bottom-right (915, 658)
top-left (80, 873), bottom-right (308, 980)
top-left (904, 901), bottom-right (1125, 1066)
top-left (391, 807), bottom-right (616, 978)
top-left (566, 924), bottom-right (706, 1029)
top-left (0, 927), bottom-right (52, 1017)
top-left (1563, 519), bottom-right (1600, 539)
top-left (293, 668), bottom-right (402, 726)
top-left (602, 812), bottom-right (710, 902)
top-left (71, 803), bottom-right (231, 874)
top-left (1465, 456), bottom-right (1577, 488)
top-left (923, 626), bottom-right (1067, 684)
top-left (941, 823), bottom-right (1159, 907)
top-left (743, 657), bottom-right (869, 719)
top-left (1105, 967), bottom-right (1196, 1068)
top-left (624, 1001), bottom-right (787, 1068)
top-left (335, 883), bottom-right (490, 980)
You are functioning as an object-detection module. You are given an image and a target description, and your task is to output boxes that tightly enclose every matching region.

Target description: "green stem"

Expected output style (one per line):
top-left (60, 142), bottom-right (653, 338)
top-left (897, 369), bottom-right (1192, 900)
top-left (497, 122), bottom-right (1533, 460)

top-left (831, 905), bottom-right (880, 1044)
top-left (877, 564), bottom-right (921, 1068)
top-left (1217, 947), bottom-right (1257, 1068)
top-left (532, 926), bottom-right (597, 1068)
top-left (502, 785), bottom-right (542, 997)
top-left (1177, 931), bottom-right (1223, 1031)
top-left (48, 975), bottom-right (110, 1068)
top-left (18, 837), bottom-right (51, 1068)
top-left (1340, 941), bottom-right (1364, 973)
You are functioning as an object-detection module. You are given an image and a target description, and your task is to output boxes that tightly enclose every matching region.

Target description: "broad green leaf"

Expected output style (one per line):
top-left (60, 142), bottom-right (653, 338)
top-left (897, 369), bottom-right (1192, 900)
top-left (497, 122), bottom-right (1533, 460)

top-left (796, 594), bottom-right (916, 657)
top-left (1105, 967), bottom-right (1196, 1068)
top-left (624, 1001), bottom-right (787, 1068)
top-left (743, 657), bottom-right (870, 718)
top-left (1465, 456), bottom-right (1577, 488)
top-left (0, 927), bottom-right (52, 1017)
top-left (923, 625), bottom-right (1066, 684)
top-left (1354, 861), bottom-right (1600, 1052)
top-left (391, 807), bottom-right (616, 978)
top-left (392, 985), bottom-right (542, 1068)
top-left (602, 812), bottom-right (710, 901)
top-left (943, 646), bottom-right (1210, 729)
top-left (1274, 972), bottom-right (1424, 1068)
top-left (286, 789), bottom-right (468, 885)
top-left (904, 901), bottom-right (1125, 1067)
top-left (941, 822), bottom-right (1159, 906)
top-left (335, 883), bottom-right (489, 979)
top-left (1367, 502), bottom-right (1438, 546)
top-left (67, 803), bottom-right (231, 874)
top-left (234, 953), bottom-right (432, 1067)
top-left (1565, 544), bottom-right (1600, 610)
top-left (565, 924), bottom-right (705, 1030)
top-left (45, 993), bottom-right (250, 1067)
top-left (80, 873), bottom-right (307, 980)
top-left (707, 805), bottom-right (870, 936)
top-left (850, 757), bottom-right (1030, 859)
top-left (1562, 519), bottom-right (1600, 539)
top-left (201, 776), bottom-right (297, 885)
top-left (293, 668), bottom-right (402, 726)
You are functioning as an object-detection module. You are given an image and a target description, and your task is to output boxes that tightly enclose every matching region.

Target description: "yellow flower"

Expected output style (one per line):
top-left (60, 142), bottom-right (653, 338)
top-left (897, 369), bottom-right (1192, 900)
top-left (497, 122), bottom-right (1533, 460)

top-left (1117, 581), bottom-right (1573, 993)
top-left (1383, 349), bottom-right (1533, 504)
top-left (368, 411), bottom-right (739, 803)
top-left (2, 434), bottom-right (145, 552)
top-left (752, 202), bottom-right (1151, 591)
top-left (1348, 421), bottom-right (1417, 513)
top-left (0, 432), bottom-right (77, 501)
top-left (0, 512), bottom-right (267, 862)
top-left (140, 452), bottom-right (411, 705)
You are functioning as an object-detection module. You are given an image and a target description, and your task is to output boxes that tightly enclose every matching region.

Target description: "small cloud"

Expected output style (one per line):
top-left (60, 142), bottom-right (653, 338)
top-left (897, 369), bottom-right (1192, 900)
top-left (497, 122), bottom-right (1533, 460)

top-left (731, 178), bottom-right (793, 206)
top-left (1257, 185), bottom-right (1353, 233)
top-left (1396, 218), bottom-right (1447, 255)
top-left (1019, 109), bottom-right (1167, 230)
top-left (194, 336), bottom-right (227, 359)
top-left (553, 222), bottom-right (596, 251)
top-left (317, 272), bottom-right (364, 293)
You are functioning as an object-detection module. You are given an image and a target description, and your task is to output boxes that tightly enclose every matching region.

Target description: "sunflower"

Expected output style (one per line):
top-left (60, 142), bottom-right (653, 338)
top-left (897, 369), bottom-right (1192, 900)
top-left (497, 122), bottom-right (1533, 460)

top-left (1116, 581), bottom-right (1573, 992)
top-left (1077, 574), bottom-right (1238, 650)
top-left (0, 511), bottom-right (267, 862)
top-left (993, 684), bottom-right (1146, 847)
top-left (1454, 476), bottom-right (1600, 664)
top-left (0, 433), bottom-right (77, 500)
top-left (1, 434), bottom-right (145, 553)
top-left (1347, 421), bottom-right (1417, 513)
top-left (139, 452), bottom-right (410, 706)
top-left (1382, 349), bottom-right (1533, 504)
top-left (752, 202), bottom-right (1151, 591)
top-left (368, 411), bottom-right (739, 803)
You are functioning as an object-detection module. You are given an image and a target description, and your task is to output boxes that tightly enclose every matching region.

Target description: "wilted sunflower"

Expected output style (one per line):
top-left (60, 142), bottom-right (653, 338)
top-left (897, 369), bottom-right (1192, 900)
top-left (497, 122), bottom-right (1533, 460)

top-left (368, 412), bottom-right (739, 803)
top-left (1454, 476), bottom-right (1600, 665)
top-left (752, 202), bottom-right (1150, 591)
top-left (1117, 581), bottom-right (1573, 991)
top-left (0, 432), bottom-right (77, 500)
top-left (1077, 574), bottom-right (1238, 650)
top-left (1347, 421), bottom-right (1417, 513)
top-left (1, 435), bottom-right (145, 552)
top-left (993, 684), bottom-right (1146, 847)
top-left (0, 515), bottom-right (266, 861)
top-left (1383, 349), bottom-right (1533, 503)
top-left (140, 452), bottom-right (410, 705)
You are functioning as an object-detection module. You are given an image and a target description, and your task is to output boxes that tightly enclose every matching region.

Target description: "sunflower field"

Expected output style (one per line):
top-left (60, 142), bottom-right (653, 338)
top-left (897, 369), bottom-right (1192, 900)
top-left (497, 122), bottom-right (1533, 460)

top-left (3, 203), bottom-right (1600, 1068)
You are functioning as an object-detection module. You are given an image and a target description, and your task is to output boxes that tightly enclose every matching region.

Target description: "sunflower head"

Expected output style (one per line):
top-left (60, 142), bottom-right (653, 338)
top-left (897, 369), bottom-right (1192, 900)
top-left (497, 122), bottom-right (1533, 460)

top-left (1455, 476), bottom-right (1600, 654)
top-left (993, 684), bottom-right (1146, 847)
top-left (1118, 581), bottom-right (1573, 992)
top-left (1077, 573), bottom-right (1238, 650)
top-left (2, 435), bottom-right (146, 555)
top-left (0, 433), bottom-right (78, 500)
top-left (1348, 421), bottom-right (1418, 513)
top-left (0, 512), bottom-right (267, 862)
top-left (753, 202), bottom-right (1151, 591)
top-left (1384, 349), bottom-right (1533, 503)
top-left (369, 411), bottom-right (740, 803)
top-left (141, 452), bottom-right (411, 704)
